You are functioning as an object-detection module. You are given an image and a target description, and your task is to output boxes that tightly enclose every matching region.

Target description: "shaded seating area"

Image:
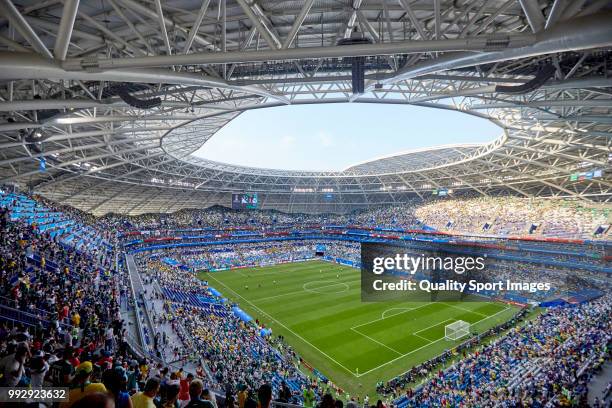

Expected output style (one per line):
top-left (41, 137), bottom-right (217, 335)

top-left (1, 192), bottom-right (111, 254)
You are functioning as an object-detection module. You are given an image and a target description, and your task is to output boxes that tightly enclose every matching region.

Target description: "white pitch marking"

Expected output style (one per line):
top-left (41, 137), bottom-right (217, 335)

top-left (350, 303), bottom-right (435, 331)
top-left (413, 333), bottom-right (432, 342)
top-left (355, 306), bottom-right (513, 377)
top-left (350, 327), bottom-right (403, 356)
top-left (212, 267), bottom-right (514, 380)
top-left (253, 280), bottom-right (358, 302)
top-left (381, 307), bottom-right (412, 319)
top-left (441, 302), bottom-right (488, 317)
top-left (303, 280), bottom-right (350, 295)
top-left (206, 273), bottom-right (360, 378)
top-left (413, 318), bottom-right (454, 336)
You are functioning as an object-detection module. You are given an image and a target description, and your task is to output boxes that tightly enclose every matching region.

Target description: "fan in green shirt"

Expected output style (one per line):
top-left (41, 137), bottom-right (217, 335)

top-left (303, 385), bottom-right (316, 408)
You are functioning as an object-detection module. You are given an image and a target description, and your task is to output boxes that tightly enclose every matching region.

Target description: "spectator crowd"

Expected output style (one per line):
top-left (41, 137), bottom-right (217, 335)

top-left (100, 196), bottom-right (609, 240)
top-left (0, 189), bottom-right (610, 408)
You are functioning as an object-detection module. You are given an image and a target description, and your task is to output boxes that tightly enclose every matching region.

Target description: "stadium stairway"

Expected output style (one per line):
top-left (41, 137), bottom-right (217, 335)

top-left (124, 254), bottom-right (159, 358)
top-left (145, 281), bottom-right (207, 377)
top-left (587, 361), bottom-right (612, 406)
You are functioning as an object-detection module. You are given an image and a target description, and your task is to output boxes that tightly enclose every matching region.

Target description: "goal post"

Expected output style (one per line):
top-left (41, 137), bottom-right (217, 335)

top-left (445, 320), bottom-right (470, 341)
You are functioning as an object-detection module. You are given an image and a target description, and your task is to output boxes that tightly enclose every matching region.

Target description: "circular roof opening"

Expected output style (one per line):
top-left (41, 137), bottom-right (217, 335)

top-left (191, 103), bottom-right (501, 172)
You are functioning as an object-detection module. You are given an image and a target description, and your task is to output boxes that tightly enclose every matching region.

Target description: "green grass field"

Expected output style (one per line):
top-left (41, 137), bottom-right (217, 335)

top-left (199, 260), bottom-right (518, 397)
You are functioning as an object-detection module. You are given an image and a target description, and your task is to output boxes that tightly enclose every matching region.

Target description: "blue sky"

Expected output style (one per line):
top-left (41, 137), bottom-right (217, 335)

top-left (193, 103), bottom-right (500, 171)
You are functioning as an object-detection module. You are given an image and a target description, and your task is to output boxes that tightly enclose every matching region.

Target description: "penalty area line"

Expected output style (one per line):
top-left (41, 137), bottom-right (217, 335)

top-left (206, 273), bottom-right (360, 378)
top-left (413, 318), bottom-right (454, 336)
top-left (355, 337), bottom-right (443, 378)
top-left (381, 308), bottom-right (412, 319)
top-left (441, 302), bottom-right (488, 317)
top-left (350, 327), bottom-right (403, 356)
top-left (357, 306), bottom-right (513, 377)
top-left (351, 303), bottom-right (434, 331)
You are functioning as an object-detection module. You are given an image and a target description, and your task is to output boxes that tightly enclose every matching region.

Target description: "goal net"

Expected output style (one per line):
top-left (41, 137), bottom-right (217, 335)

top-left (445, 320), bottom-right (470, 341)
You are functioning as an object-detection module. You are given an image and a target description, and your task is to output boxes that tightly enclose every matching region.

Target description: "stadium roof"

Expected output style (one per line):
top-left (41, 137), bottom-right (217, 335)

top-left (0, 0), bottom-right (611, 214)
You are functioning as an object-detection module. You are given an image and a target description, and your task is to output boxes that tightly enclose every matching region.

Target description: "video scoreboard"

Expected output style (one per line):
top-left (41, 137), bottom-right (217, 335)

top-left (231, 193), bottom-right (258, 209)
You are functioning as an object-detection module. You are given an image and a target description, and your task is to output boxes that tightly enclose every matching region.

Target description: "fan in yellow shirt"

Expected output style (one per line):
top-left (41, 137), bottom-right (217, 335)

top-left (60, 362), bottom-right (107, 408)
top-left (71, 312), bottom-right (81, 327)
top-left (131, 377), bottom-right (161, 408)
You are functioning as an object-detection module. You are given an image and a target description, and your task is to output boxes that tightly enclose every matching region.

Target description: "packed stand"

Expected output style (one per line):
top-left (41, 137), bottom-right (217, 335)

top-left (136, 257), bottom-right (322, 405)
top-left (0, 191), bottom-right (114, 257)
top-left (101, 203), bottom-right (422, 232)
top-left (0, 196), bottom-right (132, 406)
top-left (104, 196), bottom-right (610, 240)
top-left (416, 196), bottom-right (610, 239)
top-left (392, 297), bottom-right (611, 407)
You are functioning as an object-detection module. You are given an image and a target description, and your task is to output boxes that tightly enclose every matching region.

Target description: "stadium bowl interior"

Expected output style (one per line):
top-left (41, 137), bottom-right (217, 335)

top-left (0, 1), bottom-right (611, 407)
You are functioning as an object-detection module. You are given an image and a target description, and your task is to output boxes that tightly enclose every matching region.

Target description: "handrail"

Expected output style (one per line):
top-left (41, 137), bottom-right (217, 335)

top-left (124, 253), bottom-right (151, 354)
top-left (271, 401), bottom-right (306, 408)
top-left (0, 304), bottom-right (70, 329)
top-left (124, 332), bottom-right (151, 360)
top-left (576, 352), bottom-right (601, 378)
top-left (139, 292), bottom-right (161, 359)
top-left (0, 295), bottom-right (51, 318)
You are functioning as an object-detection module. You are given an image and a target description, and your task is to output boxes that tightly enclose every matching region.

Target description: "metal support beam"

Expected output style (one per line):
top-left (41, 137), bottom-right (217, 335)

top-left (385, 11), bottom-right (612, 84)
top-left (0, 134), bottom-right (163, 167)
top-left (77, 10), bottom-right (147, 56)
top-left (235, 0), bottom-right (281, 49)
top-left (460, 0), bottom-right (497, 37)
top-left (108, 0), bottom-right (153, 54)
top-left (560, 0), bottom-right (587, 21)
top-left (34, 152), bottom-right (168, 189)
top-left (355, 10), bottom-right (380, 43)
top-left (60, 32), bottom-right (537, 70)
top-left (0, 33), bottom-right (31, 52)
top-left (282, 0), bottom-right (315, 49)
top-left (398, 0), bottom-right (427, 39)
top-left (433, 0), bottom-right (440, 39)
top-left (0, 0), bottom-right (53, 58)
top-left (53, 0), bottom-right (79, 60)
top-left (0, 51), bottom-right (289, 103)
top-left (342, 0), bottom-right (363, 39)
top-left (477, 156), bottom-right (584, 200)
top-left (545, 0), bottom-right (567, 29)
top-left (153, 0), bottom-right (171, 55)
top-left (0, 144), bottom-right (161, 183)
top-left (576, 0), bottom-right (610, 18)
top-left (184, 0), bottom-right (212, 53)
top-left (518, 0), bottom-right (545, 33)
top-left (117, 0), bottom-right (215, 50)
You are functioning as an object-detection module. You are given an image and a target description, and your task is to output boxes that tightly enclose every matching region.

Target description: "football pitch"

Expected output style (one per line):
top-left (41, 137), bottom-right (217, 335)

top-left (200, 260), bottom-right (519, 397)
